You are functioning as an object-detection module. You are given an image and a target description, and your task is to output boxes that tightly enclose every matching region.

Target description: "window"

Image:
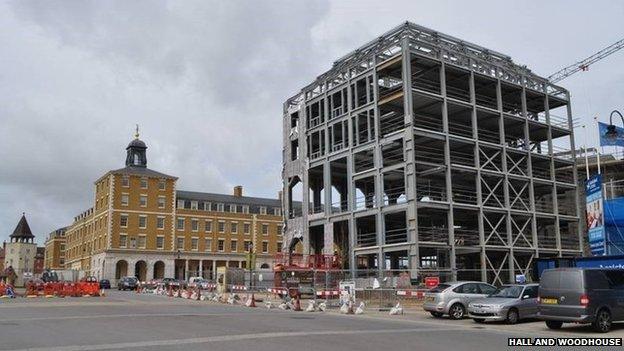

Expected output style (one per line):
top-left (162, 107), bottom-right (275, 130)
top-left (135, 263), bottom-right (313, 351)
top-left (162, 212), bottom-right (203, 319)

top-left (120, 214), bottom-right (128, 228)
top-left (242, 205), bottom-right (249, 214)
top-left (218, 239), bottom-right (225, 252)
top-left (218, 221), bottom-right (225, 233)
top-left (260, 206), bottom-right (267, 215)
top-left (138, 216), bottom-right (147, 229)
top-left (176, 237), bottom-right (184, 250)
top-left (244, 240), bottom-right (252, 252)
top-left (140, 178), bottom-right (148, 189)
top-left (217, 203), bottom-right (224, 212)
top-left (230, 205), bottom-right (237, 213)
top-left (140, 195), bottom-right (147, 207)
top-left (177, 199), bottom-right (185, 209)
top-left (191, 219), bottom-right (199, 231)
top-left (205, 220), bottom-right (212, 232)
top-left (122, 176), bottom-right (129, 187)
top-left (191, 237), bottom-right (199, 251)
top-left (121, 194), bottom-right (129, 206)
top-left (274, 208), bottom-right (281, 216)
top-left (157, 217), bottom-right (165, 229)
top-left (262, 224), bottom-right (269, 235)
top-left (205, 238), bottom-right (212, 251)
top-left (244, 223), bottom-right (250, 234)
top-left (277, 242), bottom-right (283, 252)
top-left (523, 285), bottom-right (538, 298)
top-left (262, 241), bottom-right (268, 253)
top-left (138, 235), bottom-right (146, 249)
top-left (156, 236), bottom-right (164, 249)
top-left (231, 222), bottom-right (238, 233)
top-left (454, 283), bottom-right (480, 294)
top-left (203, 202), bottom-right (211, 211)
top-left (158, 196), bottom-right (166, 209)
top-left (277, 226), bottom-right (282, 235)
top-left (177, 217), bottom-right (185, 230)
top-left (119, 234), bottom-right (127, 248)
top-left (191, 201), bottom-right (198, 210)
top-left (158, 179), bottom-right (166, 190)
top-left (230, 240), bottom-right (238, 252)
top-left (478, 283), bottom-right (497, 295)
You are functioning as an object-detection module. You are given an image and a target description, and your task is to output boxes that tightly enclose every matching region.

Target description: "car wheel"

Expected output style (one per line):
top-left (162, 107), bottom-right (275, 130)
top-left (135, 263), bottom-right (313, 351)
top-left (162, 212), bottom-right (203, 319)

top-left (545, 321), bottom-right (563, 330)
top-left (449, 303), bottom-right (465, 320)
top-left (592, 309), bottom-right (612, 333)
top-left (473, 318), bottom-right (485, 323)
top-left (430, 312), bottom-right (443, 318)
top-left (506, 309), bottom-right (519, 324)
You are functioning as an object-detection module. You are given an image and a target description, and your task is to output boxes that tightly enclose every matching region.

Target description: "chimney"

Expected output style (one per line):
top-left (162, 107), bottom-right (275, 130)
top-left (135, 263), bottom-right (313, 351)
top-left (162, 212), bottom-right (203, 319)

top-left (233, 185), bottom-right (243, 197)
top-left (278, 190), bottom-right (283, 202)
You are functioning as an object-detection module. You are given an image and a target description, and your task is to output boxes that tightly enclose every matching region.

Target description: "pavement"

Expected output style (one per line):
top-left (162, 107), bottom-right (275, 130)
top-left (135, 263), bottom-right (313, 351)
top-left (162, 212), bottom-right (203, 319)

top-left (0, 290), bottom-right (622, 351)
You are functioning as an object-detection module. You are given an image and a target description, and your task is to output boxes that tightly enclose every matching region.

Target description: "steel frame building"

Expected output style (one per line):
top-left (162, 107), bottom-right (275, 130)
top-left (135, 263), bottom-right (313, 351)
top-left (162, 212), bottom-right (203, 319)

top-left (282, 22), bottom-right (581, 284)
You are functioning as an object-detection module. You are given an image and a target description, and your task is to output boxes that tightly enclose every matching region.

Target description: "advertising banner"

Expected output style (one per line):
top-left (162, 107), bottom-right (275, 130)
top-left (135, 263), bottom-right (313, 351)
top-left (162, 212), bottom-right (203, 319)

top-left (599, 122), bottom-right (624, 147)
top-left (586, 175), bottom-right (606, 255)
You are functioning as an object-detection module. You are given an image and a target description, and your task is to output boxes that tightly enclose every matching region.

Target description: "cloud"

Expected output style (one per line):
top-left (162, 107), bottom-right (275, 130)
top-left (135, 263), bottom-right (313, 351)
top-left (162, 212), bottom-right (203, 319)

top-left (1, 0), bottom-right (623, 245)
top-left (0, 0), bottom-right (330, 242)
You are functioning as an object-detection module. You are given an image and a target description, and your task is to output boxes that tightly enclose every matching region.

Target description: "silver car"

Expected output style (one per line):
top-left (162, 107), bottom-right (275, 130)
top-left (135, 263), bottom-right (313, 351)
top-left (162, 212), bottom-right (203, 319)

top-left (423, 281), bottom-right (497, 319)
top-left (468, 284), bottom-right (539, 324)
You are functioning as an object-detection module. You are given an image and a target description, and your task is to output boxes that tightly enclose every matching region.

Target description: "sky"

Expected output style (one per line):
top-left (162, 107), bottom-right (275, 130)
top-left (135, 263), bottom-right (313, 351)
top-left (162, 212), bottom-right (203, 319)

top-left (1, 0), bottom-right (623, 245)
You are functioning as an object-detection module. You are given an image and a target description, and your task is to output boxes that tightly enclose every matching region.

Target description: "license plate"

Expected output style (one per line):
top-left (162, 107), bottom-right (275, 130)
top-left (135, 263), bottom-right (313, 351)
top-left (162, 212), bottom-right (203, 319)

top-left (425, 296), bottom-right (435, 302)
top-left (541, 298), bottom-right (558, 304)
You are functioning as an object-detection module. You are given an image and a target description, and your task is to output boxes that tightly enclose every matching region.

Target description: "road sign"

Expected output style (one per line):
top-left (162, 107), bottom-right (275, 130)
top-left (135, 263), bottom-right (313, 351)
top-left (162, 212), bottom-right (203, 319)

top-left (424, 276), bottom-right (439, 288)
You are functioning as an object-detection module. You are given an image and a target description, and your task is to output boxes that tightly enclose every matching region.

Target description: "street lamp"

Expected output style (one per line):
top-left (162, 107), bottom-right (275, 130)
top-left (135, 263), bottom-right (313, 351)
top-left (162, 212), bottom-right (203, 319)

top-left (604, 110), bottom-right (624, 143)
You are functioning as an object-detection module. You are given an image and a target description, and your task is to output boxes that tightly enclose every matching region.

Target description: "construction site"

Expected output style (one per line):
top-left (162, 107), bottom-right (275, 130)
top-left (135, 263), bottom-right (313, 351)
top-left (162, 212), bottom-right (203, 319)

top-left (282, 22), bottom-right (582, 285)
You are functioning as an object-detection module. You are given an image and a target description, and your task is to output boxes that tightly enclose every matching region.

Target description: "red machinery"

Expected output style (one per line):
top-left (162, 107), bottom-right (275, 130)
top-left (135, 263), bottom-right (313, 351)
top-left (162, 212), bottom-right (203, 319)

top-left (272, 253), bottom-right (343, 297)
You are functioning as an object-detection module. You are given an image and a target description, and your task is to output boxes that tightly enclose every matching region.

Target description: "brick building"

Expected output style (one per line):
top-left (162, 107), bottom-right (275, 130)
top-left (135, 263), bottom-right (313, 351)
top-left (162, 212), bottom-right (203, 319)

top-left (64, 130), bottom-right (283, 284)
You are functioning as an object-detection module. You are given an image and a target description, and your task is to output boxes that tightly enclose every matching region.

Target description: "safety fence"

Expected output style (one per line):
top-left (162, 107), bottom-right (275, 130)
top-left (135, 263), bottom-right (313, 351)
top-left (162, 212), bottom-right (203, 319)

top-left (0, 280), bottom-right (102, 298)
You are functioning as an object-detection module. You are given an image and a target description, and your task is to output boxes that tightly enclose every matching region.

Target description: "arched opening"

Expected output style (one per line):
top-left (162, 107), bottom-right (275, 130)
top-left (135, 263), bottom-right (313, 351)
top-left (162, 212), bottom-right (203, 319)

top-left (288, 176), bottom-right (303, 218)
top-left (260, 263), bottom-right (270, 269)
top-left (153, 261), bottom-right (165, 279)
top-left (115, 260), bottom-right (128, 279)
top-left (135, 260), bottom-right (147, 281)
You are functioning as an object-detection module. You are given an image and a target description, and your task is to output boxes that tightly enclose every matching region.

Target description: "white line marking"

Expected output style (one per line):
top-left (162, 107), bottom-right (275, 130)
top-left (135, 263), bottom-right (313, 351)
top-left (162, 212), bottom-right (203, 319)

top-left (8, 328), bottom-right (459, 351)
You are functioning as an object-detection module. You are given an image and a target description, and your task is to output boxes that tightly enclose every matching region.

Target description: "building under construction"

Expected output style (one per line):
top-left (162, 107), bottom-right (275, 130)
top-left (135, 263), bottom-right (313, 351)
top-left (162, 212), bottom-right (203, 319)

top-left (281, 22), bottom-right (581, 285)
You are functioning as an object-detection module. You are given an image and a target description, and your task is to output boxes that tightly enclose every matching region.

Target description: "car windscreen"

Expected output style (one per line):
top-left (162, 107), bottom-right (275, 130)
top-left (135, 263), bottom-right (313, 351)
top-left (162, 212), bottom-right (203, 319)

top-left (429, 283), bottom-right (451, 293)
top-left (489, 285), bottom-right (523, 298)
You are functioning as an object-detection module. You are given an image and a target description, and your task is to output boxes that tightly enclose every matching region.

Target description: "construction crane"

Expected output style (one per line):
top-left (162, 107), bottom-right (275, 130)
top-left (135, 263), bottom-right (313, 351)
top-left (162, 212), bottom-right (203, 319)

top-left (548, 38), bottom-right (624, 83)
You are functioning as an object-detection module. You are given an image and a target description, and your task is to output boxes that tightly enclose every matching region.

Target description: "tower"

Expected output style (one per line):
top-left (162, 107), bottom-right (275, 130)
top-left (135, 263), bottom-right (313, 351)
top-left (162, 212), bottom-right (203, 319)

top-left (125, 125), bottom-right (147, 168)
top-left (5, 213), bottom-right (37, 286)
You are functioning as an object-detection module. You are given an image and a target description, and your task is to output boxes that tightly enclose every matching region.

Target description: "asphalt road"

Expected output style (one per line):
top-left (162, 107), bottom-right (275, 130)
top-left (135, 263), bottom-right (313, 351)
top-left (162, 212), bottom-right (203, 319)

top-left (0, 291), bottom-right (622, 351)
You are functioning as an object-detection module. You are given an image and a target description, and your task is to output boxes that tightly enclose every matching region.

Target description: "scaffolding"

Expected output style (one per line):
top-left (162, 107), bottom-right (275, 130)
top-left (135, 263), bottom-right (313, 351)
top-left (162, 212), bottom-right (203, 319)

top-left (282, 22), bottom-right (582, 285)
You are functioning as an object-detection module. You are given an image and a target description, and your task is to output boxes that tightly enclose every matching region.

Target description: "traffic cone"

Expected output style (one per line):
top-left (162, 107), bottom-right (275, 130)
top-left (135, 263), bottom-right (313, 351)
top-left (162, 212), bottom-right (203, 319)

top-left (247, 293), bottom-right (256, 307)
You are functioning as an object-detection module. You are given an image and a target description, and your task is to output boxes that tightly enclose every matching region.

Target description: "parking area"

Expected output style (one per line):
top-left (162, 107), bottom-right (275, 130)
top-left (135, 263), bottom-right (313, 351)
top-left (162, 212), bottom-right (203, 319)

top-left (0, 290), bottom-right (622, 351)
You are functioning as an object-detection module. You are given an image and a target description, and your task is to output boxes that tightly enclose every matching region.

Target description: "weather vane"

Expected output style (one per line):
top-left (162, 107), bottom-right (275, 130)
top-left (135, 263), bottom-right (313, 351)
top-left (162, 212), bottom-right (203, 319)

top-left (134, 124), bottom-right (140, 139)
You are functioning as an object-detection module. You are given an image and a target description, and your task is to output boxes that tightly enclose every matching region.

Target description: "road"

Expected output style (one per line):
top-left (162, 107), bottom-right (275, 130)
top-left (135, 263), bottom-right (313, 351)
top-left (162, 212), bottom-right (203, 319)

top-left (0, 290), bottom-right (622, 351)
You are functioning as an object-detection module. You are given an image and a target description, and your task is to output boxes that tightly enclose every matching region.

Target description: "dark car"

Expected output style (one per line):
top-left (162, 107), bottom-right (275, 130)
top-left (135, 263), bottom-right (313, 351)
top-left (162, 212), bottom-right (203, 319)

top-left (538, 268), bottom-right (624, 332)
top-left (117, 276), bottom-right (138, 291)
top-left (99, 279), bottom-right (111, 289)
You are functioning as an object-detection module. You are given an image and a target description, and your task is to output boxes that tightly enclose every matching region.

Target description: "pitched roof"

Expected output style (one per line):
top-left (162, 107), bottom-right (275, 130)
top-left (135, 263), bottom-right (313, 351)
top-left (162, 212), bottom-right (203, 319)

top-left (96, 166), bottom-right (178, 183)
top-left (10, 214), bottom-right (34, 239)
top-left (176, 190), bottom-right (281, 207)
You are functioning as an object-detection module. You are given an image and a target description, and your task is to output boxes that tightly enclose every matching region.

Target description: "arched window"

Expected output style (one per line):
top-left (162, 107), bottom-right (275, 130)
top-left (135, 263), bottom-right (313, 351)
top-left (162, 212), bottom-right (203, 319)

top-left (134, 154), bottom-right (140, 165)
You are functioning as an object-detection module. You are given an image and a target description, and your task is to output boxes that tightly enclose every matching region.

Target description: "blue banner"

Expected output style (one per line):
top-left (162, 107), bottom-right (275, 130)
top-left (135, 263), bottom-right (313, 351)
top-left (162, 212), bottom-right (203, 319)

top-left (599, 122), bottom-right (624, 147)
top-left (586, 175), bottom-right (606, 255)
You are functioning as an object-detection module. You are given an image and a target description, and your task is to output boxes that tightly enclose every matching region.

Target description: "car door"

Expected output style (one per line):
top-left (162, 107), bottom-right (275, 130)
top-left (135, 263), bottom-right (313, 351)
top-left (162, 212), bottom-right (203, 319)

top-left (460, 283), bottom-right (482, 304)
top-left (521, 285), bottom-right (539, 318)
top-left (603, 270), bottom-right (624, 320)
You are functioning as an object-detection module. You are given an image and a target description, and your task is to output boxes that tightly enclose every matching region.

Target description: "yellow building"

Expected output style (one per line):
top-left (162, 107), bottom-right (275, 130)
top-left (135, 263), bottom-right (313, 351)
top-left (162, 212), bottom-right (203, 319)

top-left (43, 227), bottom-right (66, 270)
top-left (64, 131), bottom-right (283, 284)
